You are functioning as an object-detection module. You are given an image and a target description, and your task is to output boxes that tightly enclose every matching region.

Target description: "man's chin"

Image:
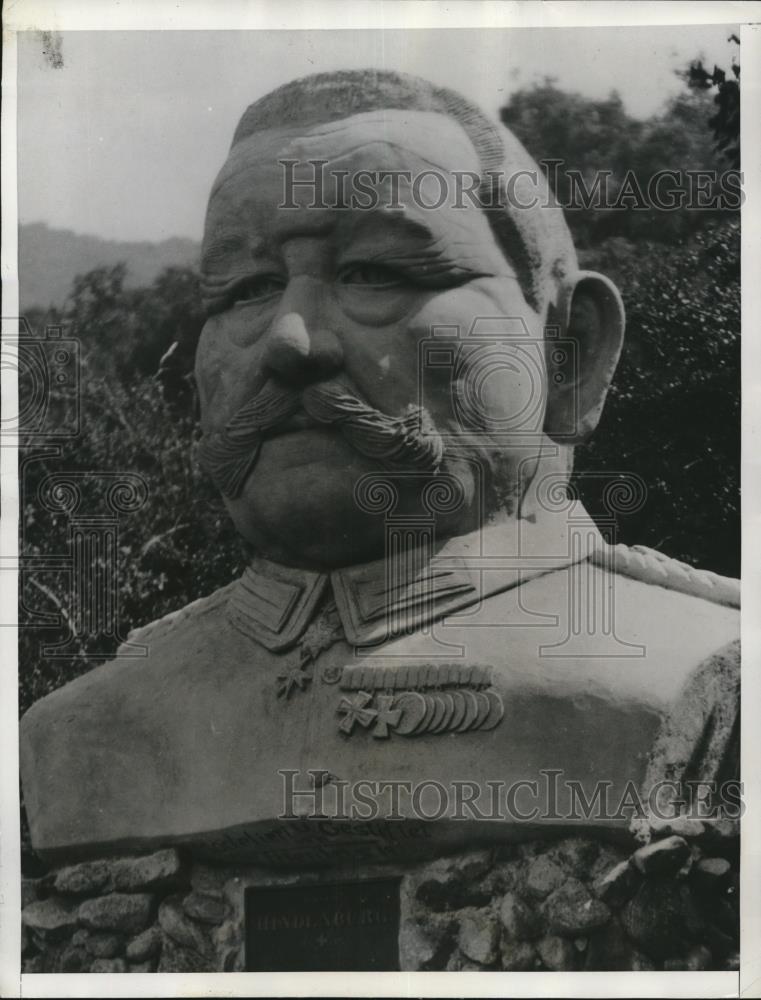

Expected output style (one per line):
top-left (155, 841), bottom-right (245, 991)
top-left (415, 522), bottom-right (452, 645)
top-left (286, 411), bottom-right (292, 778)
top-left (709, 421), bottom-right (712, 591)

top-left (225, 428), bottom-right (387, 568)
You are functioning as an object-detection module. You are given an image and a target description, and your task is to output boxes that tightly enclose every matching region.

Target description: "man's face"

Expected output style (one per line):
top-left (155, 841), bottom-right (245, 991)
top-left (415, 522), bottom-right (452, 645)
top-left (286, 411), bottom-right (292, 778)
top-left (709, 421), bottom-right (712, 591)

top-left (196, 109), bottom-right (549, 569)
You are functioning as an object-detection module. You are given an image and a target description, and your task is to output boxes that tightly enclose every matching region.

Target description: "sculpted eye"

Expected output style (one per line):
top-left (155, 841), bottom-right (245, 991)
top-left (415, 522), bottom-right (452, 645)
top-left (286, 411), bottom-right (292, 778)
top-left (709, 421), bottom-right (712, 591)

top-left (338, 263), bottom-right (405, 287)
top-left (233, 274), bottom-right (286, 304)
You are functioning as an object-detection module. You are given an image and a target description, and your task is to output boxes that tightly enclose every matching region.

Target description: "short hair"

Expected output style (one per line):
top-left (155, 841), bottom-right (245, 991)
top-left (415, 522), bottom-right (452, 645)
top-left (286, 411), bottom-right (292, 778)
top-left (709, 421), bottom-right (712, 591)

top-left (227, 69), bottom-right (577, 312)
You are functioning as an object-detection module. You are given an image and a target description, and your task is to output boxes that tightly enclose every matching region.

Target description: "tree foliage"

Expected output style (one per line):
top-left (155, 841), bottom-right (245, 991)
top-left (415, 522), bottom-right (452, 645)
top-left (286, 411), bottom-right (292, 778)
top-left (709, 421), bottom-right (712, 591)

top-left (501, 80), bottom-right (735, 245)
top-left (61, 263), bottom-right (205, 379)
top-left (681, 35), bottom-right (740, 169)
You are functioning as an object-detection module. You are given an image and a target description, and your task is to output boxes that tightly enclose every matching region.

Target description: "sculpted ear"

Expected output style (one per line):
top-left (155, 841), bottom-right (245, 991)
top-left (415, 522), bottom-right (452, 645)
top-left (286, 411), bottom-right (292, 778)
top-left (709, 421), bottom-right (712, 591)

top-left (544, 271), bottom-right (625, 443)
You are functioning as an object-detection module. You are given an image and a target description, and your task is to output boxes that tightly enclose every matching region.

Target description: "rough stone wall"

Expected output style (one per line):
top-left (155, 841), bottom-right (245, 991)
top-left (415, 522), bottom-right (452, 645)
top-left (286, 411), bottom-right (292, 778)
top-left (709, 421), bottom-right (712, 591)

top-left (21, 819), bottom-right (738, 973)
top-left (399, 818), bottom-right (739, 972)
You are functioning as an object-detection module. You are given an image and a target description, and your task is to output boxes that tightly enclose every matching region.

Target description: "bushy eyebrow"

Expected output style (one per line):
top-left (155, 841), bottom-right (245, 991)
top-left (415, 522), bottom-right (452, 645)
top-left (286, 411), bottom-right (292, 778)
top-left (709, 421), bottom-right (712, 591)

top-left (200, 234), bottom-right (252, 273)
top-left (201, 211), bottom-right (438, 275)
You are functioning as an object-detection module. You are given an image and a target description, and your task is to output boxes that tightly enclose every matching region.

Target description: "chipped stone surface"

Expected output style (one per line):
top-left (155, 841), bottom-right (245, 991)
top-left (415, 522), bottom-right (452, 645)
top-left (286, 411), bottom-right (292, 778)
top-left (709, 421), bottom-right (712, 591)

top-left (693, 856), bottom-right (731, 891)
top-left (592, 860), bottom-right (638, 908)
top-left (407, 850), bottom-right (494, 911)
top-left (128, 958), bottom-right (157, 973)
top-left (457, 909), bottom-right (499, 966)
top-left (182, 891), bottom-right (229, 925)
top-left (213, 914), bottom-right (245, 972)
top-left (398, 903), bottom-right (456, 972)
top-left (55, 860), bottom-right (113, 896)
top-left (190, 864), bottom-right (228, 895)
top-left (543, 878), bottom-right (611, 936)
top-left (524, 856), bottom-right (565, 900)
top-left (537, 934), bottom-right (575, 971)
top-left (550, 837), bottom-right (599, 877)
top-left (499, 892), bottom-right (540, 941)
top-left (480, 860), bottom-right (519, 896)
top-left (52, 850), bottom-right (183, 897)
top-left (22, 897), bottom-right (78, 940)
top-left (399, 920), bottom-right (441, 971)
top-left (158, 935), bottom-right (211, 973)
top-left (59, 942), bottom-right (90, 972)
top-left (112, 850), bottom-right (183, 892)
top-left (632, 835), bottom-right (690, 875)
top-left (500, 940), bottom-right (536, 971)
top-left (84, 932), bottom-right (123, 958)
top-left (445, 949), bottom-right (485, 971)
top-left (158, 897), bottom-right (212, 956)
top-left (125, 925), bottom-right (163, 962)
top-left (90, 957), bottom-right (128, 973)
top-left (78, 893), bottom-right (154, 934)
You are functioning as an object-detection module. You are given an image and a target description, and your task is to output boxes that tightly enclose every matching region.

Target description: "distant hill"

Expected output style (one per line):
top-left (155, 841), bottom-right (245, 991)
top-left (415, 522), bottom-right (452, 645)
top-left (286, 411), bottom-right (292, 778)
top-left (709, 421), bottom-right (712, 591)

top-left (19, 223), bottom-right (201, 310)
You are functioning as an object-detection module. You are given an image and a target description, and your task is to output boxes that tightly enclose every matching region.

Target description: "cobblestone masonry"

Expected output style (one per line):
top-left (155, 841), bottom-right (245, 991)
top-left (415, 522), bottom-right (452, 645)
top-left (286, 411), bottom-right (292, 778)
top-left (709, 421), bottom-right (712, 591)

top-left (21, 819), bottom-right (738, 973)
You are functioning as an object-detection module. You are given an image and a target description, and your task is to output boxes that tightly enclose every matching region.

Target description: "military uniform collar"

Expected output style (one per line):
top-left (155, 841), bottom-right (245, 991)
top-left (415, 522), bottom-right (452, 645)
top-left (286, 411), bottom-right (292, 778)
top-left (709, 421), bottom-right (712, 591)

top-left (227, 502), bottom-right (603, 651)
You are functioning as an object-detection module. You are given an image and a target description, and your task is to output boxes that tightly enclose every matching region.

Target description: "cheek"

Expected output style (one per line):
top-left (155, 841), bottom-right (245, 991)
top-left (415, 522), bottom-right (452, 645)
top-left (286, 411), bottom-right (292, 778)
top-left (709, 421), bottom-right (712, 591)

top-left (195, 314), bottom-right (267, 429)
top-left (194, 323), bottom-right (223, 414)
top-left (407, 279), bottom-right (541, 338)
top-left (404, 283), bottom-right (548, 433)
top-left (463, 347), bottom-right (548, 433)
top-left (339, 285), bottom-right (515, 410)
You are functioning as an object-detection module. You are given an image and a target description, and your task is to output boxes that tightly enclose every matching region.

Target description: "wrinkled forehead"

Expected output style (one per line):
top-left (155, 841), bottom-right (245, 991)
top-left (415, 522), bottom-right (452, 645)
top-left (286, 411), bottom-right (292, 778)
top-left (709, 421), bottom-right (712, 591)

top-left (204, 103), bottom-right (575, 312)
top-left (208, 109), bottom-right (483, 204)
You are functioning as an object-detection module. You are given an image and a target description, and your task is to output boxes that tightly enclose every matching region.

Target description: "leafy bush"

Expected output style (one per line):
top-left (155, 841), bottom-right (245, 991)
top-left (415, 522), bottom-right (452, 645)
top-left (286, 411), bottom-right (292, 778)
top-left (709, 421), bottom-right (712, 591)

top-left (573, 220), bottom-right (739, 577)
top-left (19, 371), bottom-right (244, 717)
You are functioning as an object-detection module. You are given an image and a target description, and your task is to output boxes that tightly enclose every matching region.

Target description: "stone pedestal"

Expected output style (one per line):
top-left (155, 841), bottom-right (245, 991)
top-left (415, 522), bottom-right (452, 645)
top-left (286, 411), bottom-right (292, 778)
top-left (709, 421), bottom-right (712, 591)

top-left (21, 818), bottom-right (738, 973)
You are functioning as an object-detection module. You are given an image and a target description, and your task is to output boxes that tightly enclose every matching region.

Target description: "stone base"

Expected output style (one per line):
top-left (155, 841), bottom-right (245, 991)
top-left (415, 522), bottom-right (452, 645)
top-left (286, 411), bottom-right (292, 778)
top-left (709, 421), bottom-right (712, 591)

top-left (21, 820), bottom-right (739, 973)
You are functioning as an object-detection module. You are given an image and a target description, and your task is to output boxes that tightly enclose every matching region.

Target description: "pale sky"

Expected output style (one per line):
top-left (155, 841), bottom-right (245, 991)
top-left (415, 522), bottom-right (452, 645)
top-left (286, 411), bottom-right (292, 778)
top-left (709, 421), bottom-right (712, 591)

top-left (17, 25), bottom-right (739, 243)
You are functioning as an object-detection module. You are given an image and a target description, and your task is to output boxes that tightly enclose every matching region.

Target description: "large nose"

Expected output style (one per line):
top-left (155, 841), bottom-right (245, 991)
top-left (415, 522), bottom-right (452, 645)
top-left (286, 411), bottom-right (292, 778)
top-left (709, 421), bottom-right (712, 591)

top-left (262, 277), bottom-right (343, 385)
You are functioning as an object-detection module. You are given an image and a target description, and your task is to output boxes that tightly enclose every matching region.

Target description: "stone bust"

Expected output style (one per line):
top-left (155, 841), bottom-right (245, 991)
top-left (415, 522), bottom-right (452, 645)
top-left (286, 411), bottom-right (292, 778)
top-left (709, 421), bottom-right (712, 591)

top-left (21, 70), bottom-right (739, 865)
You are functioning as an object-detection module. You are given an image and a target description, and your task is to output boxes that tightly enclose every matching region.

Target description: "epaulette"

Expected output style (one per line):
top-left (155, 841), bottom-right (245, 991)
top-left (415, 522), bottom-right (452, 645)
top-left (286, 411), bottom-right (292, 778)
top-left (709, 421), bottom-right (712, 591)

top-left (117, 582), bottom-right (235, 653)
top-left (589, 541), bottom-right (740, 609)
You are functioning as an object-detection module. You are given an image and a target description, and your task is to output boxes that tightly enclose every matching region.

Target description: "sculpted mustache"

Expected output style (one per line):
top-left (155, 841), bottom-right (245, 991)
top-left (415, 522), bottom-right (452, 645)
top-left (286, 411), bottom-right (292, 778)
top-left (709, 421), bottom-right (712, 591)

top-left (198, 379), bottom-right (446, 499)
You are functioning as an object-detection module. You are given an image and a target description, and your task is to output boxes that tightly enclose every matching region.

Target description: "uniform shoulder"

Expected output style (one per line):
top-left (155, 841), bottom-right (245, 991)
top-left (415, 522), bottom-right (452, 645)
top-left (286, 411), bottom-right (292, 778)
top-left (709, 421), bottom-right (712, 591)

top-left (590, 541), bottom-right (740, 609)
top-left (117, 581), bottom-right (235, 653)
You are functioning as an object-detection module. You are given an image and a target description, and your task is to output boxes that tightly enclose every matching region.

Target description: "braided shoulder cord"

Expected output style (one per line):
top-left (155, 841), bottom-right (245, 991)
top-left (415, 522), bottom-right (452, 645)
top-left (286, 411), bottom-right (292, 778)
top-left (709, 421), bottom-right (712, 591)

top-left (589, 541), bottom-right (740, 609)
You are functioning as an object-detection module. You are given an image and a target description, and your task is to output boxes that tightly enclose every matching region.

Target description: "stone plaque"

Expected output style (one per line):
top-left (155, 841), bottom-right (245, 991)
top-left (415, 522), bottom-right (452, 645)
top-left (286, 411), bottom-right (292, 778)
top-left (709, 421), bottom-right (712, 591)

top-left (245, 878), bottom-right (401, 971)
